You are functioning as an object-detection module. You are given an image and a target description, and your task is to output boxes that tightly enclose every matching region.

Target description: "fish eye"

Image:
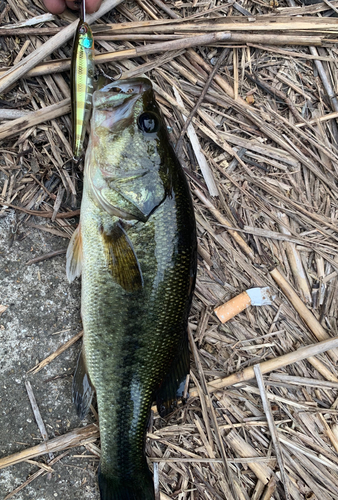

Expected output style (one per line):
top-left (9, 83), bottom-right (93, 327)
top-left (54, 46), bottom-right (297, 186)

top-left (79, 25), bottom-right (87, 34)
top-left (137, 112), bottom-right (159, 134)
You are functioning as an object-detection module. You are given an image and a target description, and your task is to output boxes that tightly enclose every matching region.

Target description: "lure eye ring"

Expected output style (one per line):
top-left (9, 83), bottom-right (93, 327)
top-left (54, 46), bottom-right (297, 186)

top-left (79, 25), bottom-right (88, 34)
top-left (137, 112), bottom-right (159, 134)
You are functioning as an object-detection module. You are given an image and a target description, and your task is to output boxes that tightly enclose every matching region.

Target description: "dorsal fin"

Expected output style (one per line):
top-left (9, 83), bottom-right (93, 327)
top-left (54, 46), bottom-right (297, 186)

top-left (66, 223), bottom-right (83, 283)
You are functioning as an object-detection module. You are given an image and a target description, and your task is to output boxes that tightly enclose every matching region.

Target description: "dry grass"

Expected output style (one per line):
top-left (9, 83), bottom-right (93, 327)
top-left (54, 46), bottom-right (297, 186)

top-left (1, 0), bottom-right (338, 499)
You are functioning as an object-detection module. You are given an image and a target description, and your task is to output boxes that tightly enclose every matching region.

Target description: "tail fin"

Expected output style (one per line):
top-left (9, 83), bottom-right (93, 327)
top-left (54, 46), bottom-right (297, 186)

top-left (98, 467), bottom-right (155, 500)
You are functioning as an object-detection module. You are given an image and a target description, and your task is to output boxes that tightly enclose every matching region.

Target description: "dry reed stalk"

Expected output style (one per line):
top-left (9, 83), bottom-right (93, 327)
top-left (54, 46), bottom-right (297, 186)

top-left (254, 364), bottom-right (291, 500)
top-left (225, 429), bottom-right (273, 484)
top-left (270, 268), bottom-right (338, 362)
top-left (0, 425), bottom-right (99, 470)
top-left (188, 327), bottom-right (239, 500)
top-left (296, 110), bottom-right (338, 127)
top-left (95, 17), bottom-right (338, 34)
top-left (0, 26), bottom-right (60, 36)
top-left (194, 187), bottom-right (255, 260)
top-left (175, 47), bottom-right (229, 158)
top-left (278, 0), bottom-right (338, 14)
top-left (187, 48), bottom-right (247, 105)
top-left (277, 213), bottom-right (312, 304)
top-left (261, 478), bottom-right (277, 500)
top-left (0, 33), bottom-right (270, 80)
top-left (94, 33), bottom-right (323, 46)
top-left (318, 414), bottom-right (338, 454)
top-left (282, 448), bottom-right (334, 500)
top-left (309, 46), bottom-right (338, 112)
top-left (188, 336), bottom-right (338, 395)
top-left (0, 109), bottom-right (28, 119)
top-left (173, 88), bottom-right (219, 197)
top-left (277, 434), bottom-right (338, 469)
top-left (28, 331), bottom-right (83, 374)
top-left (0, 99), bottom-right (71, 141)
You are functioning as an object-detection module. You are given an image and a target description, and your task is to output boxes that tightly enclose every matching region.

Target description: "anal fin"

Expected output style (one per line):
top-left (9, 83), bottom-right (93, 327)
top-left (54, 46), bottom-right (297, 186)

top-left (156, 333), bottom-right (190, 418)
top-left (102, 221), bottom-right (143, 292)
top-left (73, 348), bottom-right (95, 419)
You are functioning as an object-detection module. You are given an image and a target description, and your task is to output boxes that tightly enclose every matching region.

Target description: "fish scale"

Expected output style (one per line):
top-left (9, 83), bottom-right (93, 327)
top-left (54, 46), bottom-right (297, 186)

top-left (67, 78), bottom-right (197, 500)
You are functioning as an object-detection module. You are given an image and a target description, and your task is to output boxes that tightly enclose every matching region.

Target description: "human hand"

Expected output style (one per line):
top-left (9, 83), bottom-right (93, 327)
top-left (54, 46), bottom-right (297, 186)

top-left (43, 0), bottom-right (102, 15)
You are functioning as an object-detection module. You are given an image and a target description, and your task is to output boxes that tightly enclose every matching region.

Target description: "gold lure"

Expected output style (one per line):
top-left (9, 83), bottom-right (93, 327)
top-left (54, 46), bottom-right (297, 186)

top-left (71, 0), bottom-right (95, 162)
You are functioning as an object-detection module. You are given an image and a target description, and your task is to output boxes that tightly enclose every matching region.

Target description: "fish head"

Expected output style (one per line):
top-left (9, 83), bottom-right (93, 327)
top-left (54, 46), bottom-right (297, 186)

top-left (87, 78), bottom-right (177, 221)
top-left (76, 21), bottom-right (94, 49)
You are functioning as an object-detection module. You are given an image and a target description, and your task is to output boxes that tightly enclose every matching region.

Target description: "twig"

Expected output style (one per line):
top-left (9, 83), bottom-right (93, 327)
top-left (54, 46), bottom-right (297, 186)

top-left (175, 48), bottom-right (229, 155)
top-left (26, 249), bottom-right (67, 266)
top-left (25, 381), bottom-right (54, 463)
top-left (28, 331), bottom-right (83, 374)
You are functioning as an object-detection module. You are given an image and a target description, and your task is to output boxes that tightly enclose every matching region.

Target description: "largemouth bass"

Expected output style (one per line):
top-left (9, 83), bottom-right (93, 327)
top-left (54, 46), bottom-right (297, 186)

top-left (70, 11), bottom-right (95, 162)
top-left (66, 78), bottom-right (197, 500)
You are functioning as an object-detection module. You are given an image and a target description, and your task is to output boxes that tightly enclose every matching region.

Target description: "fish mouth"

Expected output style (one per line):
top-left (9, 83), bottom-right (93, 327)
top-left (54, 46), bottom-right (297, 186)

top-left (93, 78), bottom-right (152, 109)
top-left (92, 78), bottom-right (156, 138)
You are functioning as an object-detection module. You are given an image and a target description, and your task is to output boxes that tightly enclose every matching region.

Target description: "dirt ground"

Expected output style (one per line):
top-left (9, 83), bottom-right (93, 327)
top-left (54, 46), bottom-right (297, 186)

top-left (0, 209), bottom-right (100, 500)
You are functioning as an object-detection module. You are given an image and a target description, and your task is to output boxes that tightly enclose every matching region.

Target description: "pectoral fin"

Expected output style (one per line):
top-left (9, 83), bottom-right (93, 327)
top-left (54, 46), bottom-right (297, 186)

top-left (156, 333), bottom-right (190, 417)
top-left (102, 222), bottom-right (143, 292)
top-left (73, 348), bottom-right (95, 420)
top-left (66, 223), bottom-right (83, 283)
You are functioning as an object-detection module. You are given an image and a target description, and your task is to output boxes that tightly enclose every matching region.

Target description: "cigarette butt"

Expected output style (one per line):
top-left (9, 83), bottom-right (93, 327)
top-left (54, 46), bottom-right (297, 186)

top-left (215, 291), bottom-right (251, 323)
top-left (214, 287), bottom-right (275, 324)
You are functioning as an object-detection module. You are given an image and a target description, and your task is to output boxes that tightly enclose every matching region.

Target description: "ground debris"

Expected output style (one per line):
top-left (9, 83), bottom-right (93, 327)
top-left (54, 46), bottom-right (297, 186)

top-left (1, 0), bottom-right (338, 499)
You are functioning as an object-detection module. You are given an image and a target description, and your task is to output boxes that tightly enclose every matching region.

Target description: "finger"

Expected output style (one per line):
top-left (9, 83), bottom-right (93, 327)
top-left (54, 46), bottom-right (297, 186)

top-left (85, 0), bottom-right (102, 13)
top-left (65, 0), bottom-right (101, 13)
top-left (43, 0), bottom-right (66, 14)
top-left (65, 0), bottom-right (81, 11)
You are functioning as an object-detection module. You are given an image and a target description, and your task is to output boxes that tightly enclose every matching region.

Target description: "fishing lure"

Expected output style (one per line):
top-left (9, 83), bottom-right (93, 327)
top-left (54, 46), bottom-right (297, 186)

top-left (71, 0), bottom-right (95, 162)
